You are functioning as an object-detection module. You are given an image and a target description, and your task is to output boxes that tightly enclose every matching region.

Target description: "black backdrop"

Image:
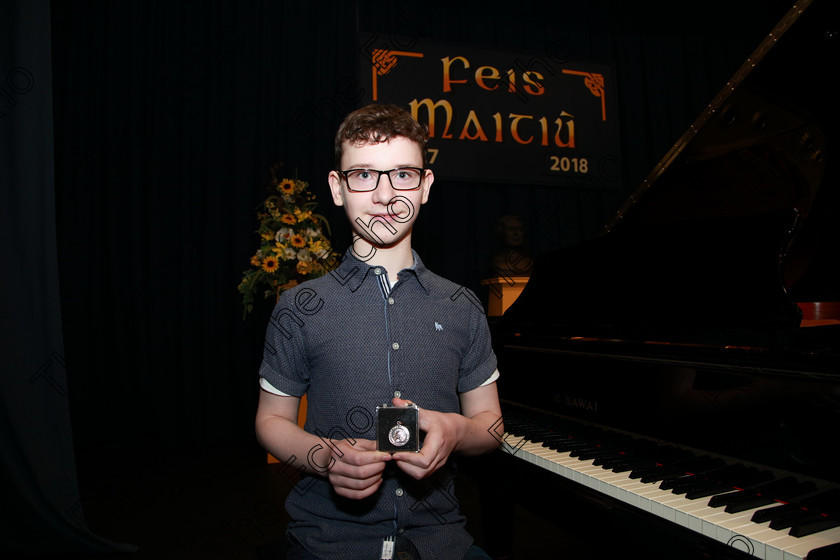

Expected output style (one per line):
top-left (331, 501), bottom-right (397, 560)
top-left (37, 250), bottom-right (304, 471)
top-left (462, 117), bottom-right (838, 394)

top-left (1, 0), bottom-right (786, 554)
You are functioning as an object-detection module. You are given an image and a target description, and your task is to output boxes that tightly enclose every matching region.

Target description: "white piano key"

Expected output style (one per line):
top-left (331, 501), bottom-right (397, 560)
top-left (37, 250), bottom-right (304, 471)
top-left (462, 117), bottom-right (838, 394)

top-left (770, 526), bottom-right (840, 559)
top-left (501, 434), bottom-right (840, 560)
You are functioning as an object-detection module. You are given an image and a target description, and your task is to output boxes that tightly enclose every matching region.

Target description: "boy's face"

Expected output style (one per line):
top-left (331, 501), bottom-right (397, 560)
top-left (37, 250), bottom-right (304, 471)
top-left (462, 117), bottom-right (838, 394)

top-left (328, 136), bottom-right (433, 249)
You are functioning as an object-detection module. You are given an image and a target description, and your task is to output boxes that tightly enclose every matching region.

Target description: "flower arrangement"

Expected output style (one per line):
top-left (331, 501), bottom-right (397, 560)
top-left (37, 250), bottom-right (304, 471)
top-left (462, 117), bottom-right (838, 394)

top-left (238, 163), bottom-right (339, 318)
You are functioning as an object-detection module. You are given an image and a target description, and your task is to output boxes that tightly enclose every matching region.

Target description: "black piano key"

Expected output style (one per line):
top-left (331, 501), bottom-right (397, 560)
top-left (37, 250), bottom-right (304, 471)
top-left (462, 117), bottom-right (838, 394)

top-left (614, 453), bottom-right (665, 474)
top-left (661, 474), bottom-right (700, 492)
top-left (578, 447), bottom-right (627, 461)
top-left (752, 503), bottom-right (801, 524)
top-left (539, 434), bottom-right (573, 447)
top-left (808, 542), bottom-right (840, 560)
top-left (664, 463), bottom-right (747, 491)
top-left (725, 495), bottom-right (778, 514)
top-left (594, 447), bottom-right (652, 467)
top-left (685, 483), bottom-right (743, 500)
top-left (657, 457), bottom-right (727, 488)
top-left (602, 456), bottom-right (654, 472)
top-left (709, 488), bottom-right (749, 508)
top-left (547, 439), bottom-right (590, 452)
top-left (519, 428), bottom-right (559, 441)
top-left (790, 515), bottom-right (840, 538)
top-left (632, 452), bottom-right (703, 481)
top-left (681, 469), bottom-right (772, 501)
top-left (724, 479), bottom-right (818, 514)
top-left (593, 452), bottom-right (625, 466)
top-left (709, 476), bottom-right (798, 508)
top-left (568, 442), bottom-right (608, 457)
top-left (632, 462), bottom-right (672, 480)
top-left (682, 468), bottom-right (774, 500)
top-left (770, 510), bottom-right (826, 531)
top-left (595, 441), bottom-right (660, 467)
top-left (624, 446), bottom-right (676, 465)
top-left (752, 488), bottom-right (840, 524)
top-left (650, 472), bottom-right (691, 486)
top-left (667, 454), bottom-right (722, 472)
top-left (571, 438), bottom-right (630, 459)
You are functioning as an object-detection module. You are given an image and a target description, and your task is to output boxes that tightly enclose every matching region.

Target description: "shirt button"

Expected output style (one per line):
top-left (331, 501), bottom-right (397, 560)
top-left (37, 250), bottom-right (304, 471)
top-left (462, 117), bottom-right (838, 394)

top-left (374, 268), bottom-right (382, 275)
top-left (395, 488), bottom-right (404, 497)
top-left (397, 528), bottom-right (405, 534)
top-left (388, 297), bottom-right (395, 305)
top-left (394, 390), bottom-right (401, 398)
top-left (391, 342), bottom-right (399, 350)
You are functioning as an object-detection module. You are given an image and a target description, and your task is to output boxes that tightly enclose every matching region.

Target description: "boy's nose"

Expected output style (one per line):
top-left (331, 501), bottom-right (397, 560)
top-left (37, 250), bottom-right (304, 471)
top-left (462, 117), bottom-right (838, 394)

top-left (371, 175), bottom-right (397, 202)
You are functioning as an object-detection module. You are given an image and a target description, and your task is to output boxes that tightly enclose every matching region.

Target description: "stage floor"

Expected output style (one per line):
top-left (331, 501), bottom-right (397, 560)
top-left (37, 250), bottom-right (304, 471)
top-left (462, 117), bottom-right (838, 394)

top-left (68, 441), bottom-right (566, 559)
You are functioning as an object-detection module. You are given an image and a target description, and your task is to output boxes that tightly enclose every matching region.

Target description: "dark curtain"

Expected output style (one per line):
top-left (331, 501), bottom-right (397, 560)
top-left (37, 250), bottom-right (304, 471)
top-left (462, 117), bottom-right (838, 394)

top-left (1, 0), bottom-right (781, 554)
top-left (0, 0), bottom-right (135, 555)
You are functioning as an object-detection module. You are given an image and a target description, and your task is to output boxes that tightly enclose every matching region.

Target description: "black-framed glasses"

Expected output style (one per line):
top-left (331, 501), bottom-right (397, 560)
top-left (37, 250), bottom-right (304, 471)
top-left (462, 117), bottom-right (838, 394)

top-left (339, 167), bottom-right (425, 192)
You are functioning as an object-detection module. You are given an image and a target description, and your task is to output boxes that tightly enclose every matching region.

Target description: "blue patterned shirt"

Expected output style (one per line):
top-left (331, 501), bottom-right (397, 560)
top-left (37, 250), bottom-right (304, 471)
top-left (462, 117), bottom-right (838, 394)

top-left (258, 249), bottom-right (498, 560)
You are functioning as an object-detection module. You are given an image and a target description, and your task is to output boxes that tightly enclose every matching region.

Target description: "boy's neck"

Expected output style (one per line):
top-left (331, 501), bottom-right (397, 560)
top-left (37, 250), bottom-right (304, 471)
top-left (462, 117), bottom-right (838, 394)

top-left (352, 235), bottom-right (415, 284)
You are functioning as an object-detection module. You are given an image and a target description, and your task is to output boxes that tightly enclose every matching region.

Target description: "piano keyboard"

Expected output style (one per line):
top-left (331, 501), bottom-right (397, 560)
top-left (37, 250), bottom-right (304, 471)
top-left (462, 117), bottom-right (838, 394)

top-left (500, 406), bottom-right (840, 560)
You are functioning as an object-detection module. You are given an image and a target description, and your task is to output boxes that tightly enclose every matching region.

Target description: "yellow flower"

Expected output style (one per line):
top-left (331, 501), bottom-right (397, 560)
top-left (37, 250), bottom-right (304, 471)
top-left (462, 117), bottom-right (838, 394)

top-left (278, 179), bottom-right (296, 194)
top-left (261, 256), bottom-right (280, 273)
top-left (240, 165), bottom-right (337, 319)
top-left (309, 239), bottom-right (326, 254)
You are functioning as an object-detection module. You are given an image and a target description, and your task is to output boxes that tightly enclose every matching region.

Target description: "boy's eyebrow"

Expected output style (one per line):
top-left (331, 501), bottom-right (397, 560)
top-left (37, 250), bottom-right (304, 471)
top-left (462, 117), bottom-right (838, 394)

top-left (343, 163), bottom-right (423, 170)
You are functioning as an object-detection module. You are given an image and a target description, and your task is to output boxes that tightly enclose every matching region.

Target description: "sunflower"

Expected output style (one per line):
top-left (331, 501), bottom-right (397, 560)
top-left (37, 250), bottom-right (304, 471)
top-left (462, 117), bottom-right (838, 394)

top-left (239, 165), bottom-right (340, 319)
top-left (278, 179), bottom-right (296, 195)
top-left (261, 255), bottom-right (280, 273)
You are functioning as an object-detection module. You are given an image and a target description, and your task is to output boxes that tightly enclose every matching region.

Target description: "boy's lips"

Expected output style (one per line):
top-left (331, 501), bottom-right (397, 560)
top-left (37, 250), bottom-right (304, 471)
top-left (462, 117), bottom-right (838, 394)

top-left (369, 212), bottom-right (405, 221)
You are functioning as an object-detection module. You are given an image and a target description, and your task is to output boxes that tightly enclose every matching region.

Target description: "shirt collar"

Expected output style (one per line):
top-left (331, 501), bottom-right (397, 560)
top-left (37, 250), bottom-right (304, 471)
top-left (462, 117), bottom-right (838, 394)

top-left (333, 247), bottom-right (431, 295)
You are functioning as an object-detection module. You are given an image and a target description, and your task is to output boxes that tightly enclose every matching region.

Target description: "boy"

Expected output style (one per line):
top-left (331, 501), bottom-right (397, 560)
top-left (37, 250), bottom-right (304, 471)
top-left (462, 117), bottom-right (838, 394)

top-left (255, 103), bottom-right (502, 560)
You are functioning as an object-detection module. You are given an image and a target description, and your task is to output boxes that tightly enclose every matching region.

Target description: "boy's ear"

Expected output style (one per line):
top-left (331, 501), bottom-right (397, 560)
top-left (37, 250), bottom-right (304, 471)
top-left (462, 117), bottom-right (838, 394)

top-left (420, 168), bottom-right (434, 205)
top-left (327, 171), bottom-right (345, 206)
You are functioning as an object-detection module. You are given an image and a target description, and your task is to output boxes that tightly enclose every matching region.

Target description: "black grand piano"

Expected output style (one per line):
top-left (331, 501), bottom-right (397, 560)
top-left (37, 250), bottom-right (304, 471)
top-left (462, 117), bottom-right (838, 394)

top-left (485, 1), bottom-right (840, 558)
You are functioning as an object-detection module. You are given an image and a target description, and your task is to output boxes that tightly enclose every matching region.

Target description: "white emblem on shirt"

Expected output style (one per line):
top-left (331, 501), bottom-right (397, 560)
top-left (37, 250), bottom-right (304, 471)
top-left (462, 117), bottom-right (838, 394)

top-left (435, 322), bottom-right (443, 331)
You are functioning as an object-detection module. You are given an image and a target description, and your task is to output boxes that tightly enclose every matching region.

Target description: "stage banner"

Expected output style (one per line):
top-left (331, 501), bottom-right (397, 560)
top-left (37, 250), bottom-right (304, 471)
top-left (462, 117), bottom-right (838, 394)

top-left (357, 35), bottom-right (621, 188)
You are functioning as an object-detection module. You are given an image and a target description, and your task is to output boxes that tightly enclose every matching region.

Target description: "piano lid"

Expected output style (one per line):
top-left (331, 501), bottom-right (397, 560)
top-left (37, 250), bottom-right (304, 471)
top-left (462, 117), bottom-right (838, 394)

top-left (501, 0), bottom-right (840, 347)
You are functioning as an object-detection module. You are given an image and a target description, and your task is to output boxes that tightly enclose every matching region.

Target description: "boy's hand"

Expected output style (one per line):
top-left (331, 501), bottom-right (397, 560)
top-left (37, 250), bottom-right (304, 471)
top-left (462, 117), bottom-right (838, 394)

top-left (390, 398), bottom-right (462, 480)
top-left (326, 438), bottom-right (391, 500)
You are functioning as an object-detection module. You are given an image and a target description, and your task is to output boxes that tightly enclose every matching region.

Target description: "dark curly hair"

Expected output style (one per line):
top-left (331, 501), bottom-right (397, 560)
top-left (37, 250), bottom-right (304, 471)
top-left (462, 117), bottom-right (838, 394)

top-left (334, 103), bottom-right (429, 169)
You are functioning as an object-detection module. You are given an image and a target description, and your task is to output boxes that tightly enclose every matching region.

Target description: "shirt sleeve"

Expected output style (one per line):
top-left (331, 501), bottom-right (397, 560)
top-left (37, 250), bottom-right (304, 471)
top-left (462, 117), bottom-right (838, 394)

top-left (258, 289), bottom-right (311, 397)
top-left (480, 368), bottom-right (500, 387)
top-left (259, 377), bottom-right (291, 396)
top-left (456, 289), bottom-right (499, 393)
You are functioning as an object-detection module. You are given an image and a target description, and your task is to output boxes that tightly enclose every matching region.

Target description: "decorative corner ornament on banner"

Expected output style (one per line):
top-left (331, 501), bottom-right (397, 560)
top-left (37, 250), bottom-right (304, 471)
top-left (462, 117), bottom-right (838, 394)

top-left (371, 49), bottom-right (424, 101)
top-left (358, 35), bottom-right (622, 188)
top-left (562, 70), bottom-right (607, 122)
